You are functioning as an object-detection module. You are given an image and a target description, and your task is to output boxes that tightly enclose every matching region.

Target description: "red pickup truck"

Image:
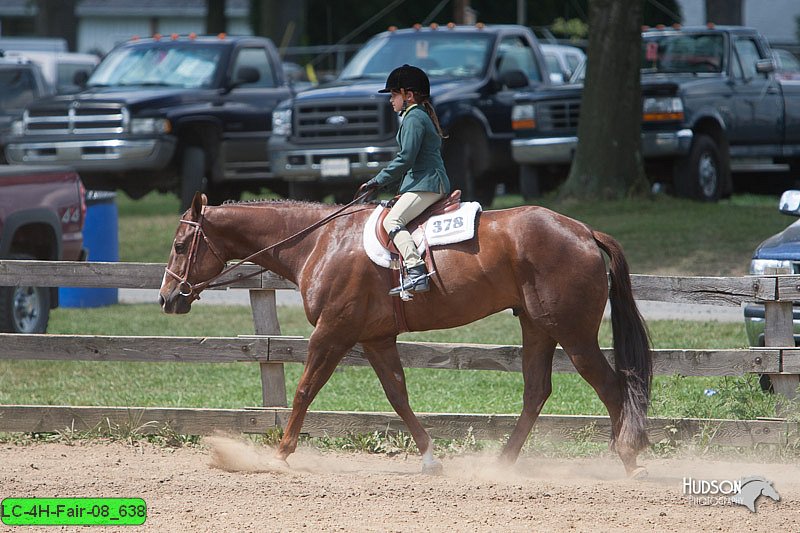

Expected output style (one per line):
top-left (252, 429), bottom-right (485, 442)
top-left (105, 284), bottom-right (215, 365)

top-left (0, 165), bottom-right (85, 333)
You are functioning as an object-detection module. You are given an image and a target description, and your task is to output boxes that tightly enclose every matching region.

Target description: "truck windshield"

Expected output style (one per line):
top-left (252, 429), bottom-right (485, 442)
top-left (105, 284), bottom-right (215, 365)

top-left (89, 45), bottom-right (221, 88)
top-left (339, 32), bottom-right (493, 81)
top-left (641, 33), bottom-right (724, 74)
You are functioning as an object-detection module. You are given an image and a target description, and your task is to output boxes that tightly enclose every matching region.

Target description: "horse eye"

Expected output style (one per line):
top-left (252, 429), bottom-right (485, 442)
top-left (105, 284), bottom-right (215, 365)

top-left (174, 241), bottom-right (186, 254)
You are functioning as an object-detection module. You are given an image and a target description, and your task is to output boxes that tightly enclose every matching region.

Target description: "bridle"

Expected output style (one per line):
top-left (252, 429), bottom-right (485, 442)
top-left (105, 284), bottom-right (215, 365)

top-left (164, 190), bottom-right (375, 301)
top-left (163, 209), bottom-right (229, 301)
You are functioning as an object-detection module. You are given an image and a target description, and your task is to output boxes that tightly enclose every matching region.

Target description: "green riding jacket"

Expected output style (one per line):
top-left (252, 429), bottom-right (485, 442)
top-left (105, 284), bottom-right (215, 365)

top-left (372, 105), bottom-right (451, 195)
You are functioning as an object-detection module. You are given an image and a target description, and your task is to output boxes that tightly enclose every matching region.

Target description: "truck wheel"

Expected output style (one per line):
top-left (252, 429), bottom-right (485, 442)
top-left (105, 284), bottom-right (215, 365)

top-left (0, 254), bottom-right (51, 334)
top-left (332, 184), bottom-right (359, 204)
top-left (206, 182), bottom-right (240, 205)
top-left (181, 146), bottom-right (207, 211)
top-left (288, 181), bottom-right (325, 202)
top-left (443, 129), bottom-right (493, 206)
top-left (674, 134), bottom-right (725, 201)
top-left (519, 165), bottom-right (541, 201)
top-left (267, 180), bottom-right (290, 198)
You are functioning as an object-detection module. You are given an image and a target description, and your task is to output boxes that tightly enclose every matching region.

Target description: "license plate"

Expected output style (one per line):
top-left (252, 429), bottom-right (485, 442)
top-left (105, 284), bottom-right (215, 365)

top-left (320, 157), bottom-right (350, 177)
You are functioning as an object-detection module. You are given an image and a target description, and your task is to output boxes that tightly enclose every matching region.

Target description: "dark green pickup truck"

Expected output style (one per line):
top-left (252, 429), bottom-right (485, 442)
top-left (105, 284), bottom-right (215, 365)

top-left (511, 25), bottom-right (800, 201)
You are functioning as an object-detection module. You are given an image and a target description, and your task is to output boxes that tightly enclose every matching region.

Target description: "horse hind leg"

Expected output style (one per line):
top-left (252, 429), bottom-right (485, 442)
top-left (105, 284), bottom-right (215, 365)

top-left (498, 315), bottom-right (557, 466)
top-left (362, 338), bottom-right (442, 475)
top-left (559, 337), bottom-right (645, 478)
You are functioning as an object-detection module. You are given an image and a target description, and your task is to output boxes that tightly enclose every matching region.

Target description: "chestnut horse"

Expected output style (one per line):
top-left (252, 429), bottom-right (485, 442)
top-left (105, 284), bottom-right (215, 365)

top-left (160, 193), bottom-right (652, 477)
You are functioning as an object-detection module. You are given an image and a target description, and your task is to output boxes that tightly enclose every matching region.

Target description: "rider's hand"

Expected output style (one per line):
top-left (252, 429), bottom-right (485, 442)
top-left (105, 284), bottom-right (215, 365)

top-left (356, 178), bottom-right (380, 202)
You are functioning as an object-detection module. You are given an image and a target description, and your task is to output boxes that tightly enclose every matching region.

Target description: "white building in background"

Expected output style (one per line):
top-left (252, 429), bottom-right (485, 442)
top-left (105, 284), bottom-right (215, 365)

top-left (677, 0), bottom-right (800, 44)
top-left (0, 0), bottom-right (252, 55)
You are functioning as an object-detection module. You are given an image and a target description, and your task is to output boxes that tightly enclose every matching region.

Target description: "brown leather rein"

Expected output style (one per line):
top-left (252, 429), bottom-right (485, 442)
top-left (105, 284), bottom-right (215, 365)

top-left (164, 190), bottom-right (375, 301)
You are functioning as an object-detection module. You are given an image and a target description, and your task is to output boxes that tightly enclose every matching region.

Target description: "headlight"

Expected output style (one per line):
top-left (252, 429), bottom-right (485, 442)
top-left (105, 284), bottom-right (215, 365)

top-left (272, 108), bottom-right (292, 136)
top-left (749, 259), bottom-right (792, 275)
top-left (10, 120), bottom-right (24, 135)
top-left (511, 104), bottom-right (535, 130)
top-left (130, 117), bottom-right (171, 134)
top-left (642, 97), bottom-right (684, 122)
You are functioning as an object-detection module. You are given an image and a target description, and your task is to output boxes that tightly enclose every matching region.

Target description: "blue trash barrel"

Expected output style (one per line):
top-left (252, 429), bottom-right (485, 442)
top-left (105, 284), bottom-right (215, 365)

top-left (59, 191), bottom-right (119, 307)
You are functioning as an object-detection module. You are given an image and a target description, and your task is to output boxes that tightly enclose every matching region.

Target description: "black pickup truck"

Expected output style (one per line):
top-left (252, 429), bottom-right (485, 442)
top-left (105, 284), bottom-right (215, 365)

top-left (5, 35), bottom-right (292, 209)
top-left (268, 24), bottom-right (551, 205)
top-left (510, 25), bottom-right (800, 201)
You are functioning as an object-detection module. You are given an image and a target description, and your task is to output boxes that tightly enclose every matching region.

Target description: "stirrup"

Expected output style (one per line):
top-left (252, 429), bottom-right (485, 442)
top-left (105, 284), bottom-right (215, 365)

top-left (389, 266), bottom-right (433, 297)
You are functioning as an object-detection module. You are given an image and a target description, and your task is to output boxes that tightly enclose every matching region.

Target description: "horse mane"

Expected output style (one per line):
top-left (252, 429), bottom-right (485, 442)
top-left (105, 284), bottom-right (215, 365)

top-left (220, 198), bottom-right (324, 208)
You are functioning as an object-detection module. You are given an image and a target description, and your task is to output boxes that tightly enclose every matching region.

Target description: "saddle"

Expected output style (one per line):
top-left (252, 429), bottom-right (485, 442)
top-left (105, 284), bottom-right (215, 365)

top-left (376, 190), bottom-right (462, 254)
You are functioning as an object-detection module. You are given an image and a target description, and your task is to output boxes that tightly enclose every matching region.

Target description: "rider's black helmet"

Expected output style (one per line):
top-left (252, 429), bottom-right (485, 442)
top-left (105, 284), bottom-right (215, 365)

top-left (378, 64), bottom-right (430, 96)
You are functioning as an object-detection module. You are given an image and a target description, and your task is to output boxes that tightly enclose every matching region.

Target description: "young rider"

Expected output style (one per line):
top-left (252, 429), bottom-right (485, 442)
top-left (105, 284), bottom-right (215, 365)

top-left (362, 64), bottom-right (451, 296)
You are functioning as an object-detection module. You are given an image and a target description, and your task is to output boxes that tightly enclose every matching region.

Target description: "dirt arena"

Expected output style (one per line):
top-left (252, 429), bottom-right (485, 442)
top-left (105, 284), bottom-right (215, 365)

top-left (1, 438), bottom-right (798, 532)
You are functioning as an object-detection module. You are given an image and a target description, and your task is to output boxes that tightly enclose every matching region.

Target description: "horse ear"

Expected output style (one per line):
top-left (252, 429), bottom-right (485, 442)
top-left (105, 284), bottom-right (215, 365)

top-left (191, 192), bottom-right (207, 216)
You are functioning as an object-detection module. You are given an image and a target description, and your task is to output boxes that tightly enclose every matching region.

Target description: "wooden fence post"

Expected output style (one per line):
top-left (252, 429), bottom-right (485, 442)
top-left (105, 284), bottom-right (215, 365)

top-left (765, 269), bottom-right (800, 412)
top-left (249, 289), bottom-right (287, 407)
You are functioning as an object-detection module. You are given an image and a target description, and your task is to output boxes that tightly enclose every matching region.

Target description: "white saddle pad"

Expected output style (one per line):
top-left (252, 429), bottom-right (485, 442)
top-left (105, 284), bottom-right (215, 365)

top-left (362, 202), bottom-right (481, 268)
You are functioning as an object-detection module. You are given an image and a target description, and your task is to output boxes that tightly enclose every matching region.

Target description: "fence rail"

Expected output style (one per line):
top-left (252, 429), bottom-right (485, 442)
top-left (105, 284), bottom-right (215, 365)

top-left (1, 260), bottom-right (798, 447)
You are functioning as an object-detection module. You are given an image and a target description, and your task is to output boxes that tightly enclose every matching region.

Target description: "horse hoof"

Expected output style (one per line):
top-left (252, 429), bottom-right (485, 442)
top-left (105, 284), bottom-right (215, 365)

top-left (422, 460), bottom-right (443, 476)
top-left (628, 466), bottom-right (648, 480)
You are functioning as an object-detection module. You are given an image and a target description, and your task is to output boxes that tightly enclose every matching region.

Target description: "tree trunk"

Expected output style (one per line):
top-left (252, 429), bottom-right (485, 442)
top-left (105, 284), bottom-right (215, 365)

top-left (35, 0), bottom-right (77, 51)
top-left (705, 0), bottom-right (742, 26)
top-left (251, 0), bottom-right (306, 51)
top-left (559, 0), bottom-right (648, 200)
top-left (206, 0), bottom-right (227, 34)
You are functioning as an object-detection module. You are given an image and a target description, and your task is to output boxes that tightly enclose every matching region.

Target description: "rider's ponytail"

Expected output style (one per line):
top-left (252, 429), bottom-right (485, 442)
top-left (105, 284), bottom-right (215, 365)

top-left (420, 98), bottom-right (448, 139)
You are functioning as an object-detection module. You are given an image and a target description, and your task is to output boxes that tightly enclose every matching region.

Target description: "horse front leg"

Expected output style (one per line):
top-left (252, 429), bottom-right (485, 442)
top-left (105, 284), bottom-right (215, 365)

top-left (362, 338), bottom-right (443, 475)
top-left (276, 331), bottom-right (352, 463)
top-left (499, 316), bottom-right (557, 465)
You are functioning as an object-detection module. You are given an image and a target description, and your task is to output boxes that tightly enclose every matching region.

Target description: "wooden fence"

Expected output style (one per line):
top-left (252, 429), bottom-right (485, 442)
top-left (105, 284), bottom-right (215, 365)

top-left (0, 259), bottom-right (798, 449)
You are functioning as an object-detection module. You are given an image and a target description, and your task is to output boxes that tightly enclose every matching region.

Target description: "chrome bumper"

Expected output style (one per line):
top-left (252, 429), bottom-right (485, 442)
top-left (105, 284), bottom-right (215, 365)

top-left (511, 129), bottom-right (694, 165)
top-left (269, 142), bottom-right (397, 182)
top-left (744, 303), bottom-right (800, 346)
top-left (5, 138), bottom-right (176, 171)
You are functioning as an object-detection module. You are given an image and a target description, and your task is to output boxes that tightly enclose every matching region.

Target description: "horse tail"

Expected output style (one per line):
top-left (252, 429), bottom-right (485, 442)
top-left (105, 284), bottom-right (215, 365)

top-left (592, 230), bottom-right (653, 452)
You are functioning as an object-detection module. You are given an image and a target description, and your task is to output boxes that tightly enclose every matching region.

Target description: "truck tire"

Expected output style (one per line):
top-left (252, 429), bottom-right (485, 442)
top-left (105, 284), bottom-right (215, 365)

top-left (181, 146), bottom-right (207, 211)
top-left (443, 128), bottom-right (494, 206)
top-left (674, 134), bottom-right (725, 201)
top-left (519, 165), bottom-right (541, 200)
top-left (288, 181), bottom-right (325, 202)
top-left (0, 253), bottom-right (51, 334)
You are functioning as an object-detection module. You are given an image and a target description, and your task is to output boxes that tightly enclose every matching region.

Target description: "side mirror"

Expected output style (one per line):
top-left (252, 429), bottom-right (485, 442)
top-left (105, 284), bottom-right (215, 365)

top-left (73, 70), bottom-right (89, 88)
top-left (756, 58), bottom-right (775, 74)
top-left (234, 66), bottom-right (260, 85)
top-left (779, 190), bottom-right (800, 216)
top-left (499, 69), bottom-right (529, 89)
top-left (222, 66), bottom-right (260, 94)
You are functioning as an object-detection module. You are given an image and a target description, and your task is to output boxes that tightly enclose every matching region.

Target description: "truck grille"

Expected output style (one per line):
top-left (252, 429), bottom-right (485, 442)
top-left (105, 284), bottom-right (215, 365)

top-left (293, 100), bottom-right (395, 142)
top-left (24, 102), bottom-right (128, 135)
top-left (536, 100), bottom-right (581, 132)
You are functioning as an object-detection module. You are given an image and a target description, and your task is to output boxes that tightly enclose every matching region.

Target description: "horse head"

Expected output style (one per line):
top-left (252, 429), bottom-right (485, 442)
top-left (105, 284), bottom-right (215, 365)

top-left (159, 192), bottom-right (227, 314)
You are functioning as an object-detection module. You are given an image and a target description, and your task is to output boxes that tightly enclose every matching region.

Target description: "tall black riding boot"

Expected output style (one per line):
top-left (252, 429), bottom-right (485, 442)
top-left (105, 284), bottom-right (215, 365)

top-left (389, 264), bottom-right (430, 295)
